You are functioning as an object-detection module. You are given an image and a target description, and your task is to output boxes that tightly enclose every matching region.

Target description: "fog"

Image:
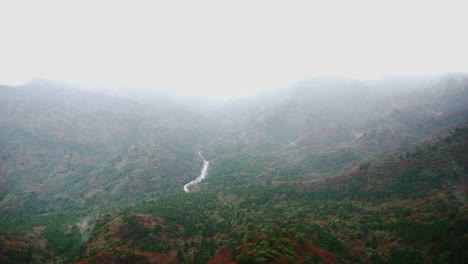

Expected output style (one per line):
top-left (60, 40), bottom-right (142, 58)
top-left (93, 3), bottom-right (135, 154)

top-left (1, 3), bottom-right (468, 260)
top-left (1, 0), bottom-right (468, 98)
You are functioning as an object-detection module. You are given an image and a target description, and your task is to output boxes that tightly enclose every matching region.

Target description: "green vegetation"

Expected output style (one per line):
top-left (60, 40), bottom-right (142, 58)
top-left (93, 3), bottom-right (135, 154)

top-left (1, 76), bottom-right (467, 263)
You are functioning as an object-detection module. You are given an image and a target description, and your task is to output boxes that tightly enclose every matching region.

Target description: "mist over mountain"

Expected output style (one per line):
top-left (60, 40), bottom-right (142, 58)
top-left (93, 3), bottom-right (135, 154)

top-left (0, 79), bottom-right (221, 211)
top-left (1, 74), bottom-right (467, 263)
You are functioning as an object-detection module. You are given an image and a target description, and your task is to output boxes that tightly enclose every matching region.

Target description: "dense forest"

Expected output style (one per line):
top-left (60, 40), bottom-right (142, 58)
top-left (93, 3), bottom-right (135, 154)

top-left (1, 74), bottom-right (467, 263)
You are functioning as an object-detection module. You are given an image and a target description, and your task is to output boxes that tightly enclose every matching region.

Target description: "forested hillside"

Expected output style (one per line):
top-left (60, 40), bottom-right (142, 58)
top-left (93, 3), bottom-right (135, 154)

top-left (204, 74), bottom-right (468, 185)
top-left (76, 125), bottom-right (468, 264)
top-left (0, 79), bottom-right (220, 262)
top-left (1, 74), bottom-right (467, 263)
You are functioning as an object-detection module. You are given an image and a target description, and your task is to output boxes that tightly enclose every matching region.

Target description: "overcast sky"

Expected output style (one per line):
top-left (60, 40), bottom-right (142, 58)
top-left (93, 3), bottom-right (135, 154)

top-left (1, 0), bottom-right (467, 97)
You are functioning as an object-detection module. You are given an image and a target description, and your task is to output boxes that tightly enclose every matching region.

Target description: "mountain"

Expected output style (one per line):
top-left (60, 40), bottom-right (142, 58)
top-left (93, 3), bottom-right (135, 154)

top-left (0, 74), bottom-right (467, 263)
top-left (74, 125), bottom-right (468, 264)
top-left (203, 74), bottom-right (468, 187)
top-left (0, 79), bottom-right (220, 222)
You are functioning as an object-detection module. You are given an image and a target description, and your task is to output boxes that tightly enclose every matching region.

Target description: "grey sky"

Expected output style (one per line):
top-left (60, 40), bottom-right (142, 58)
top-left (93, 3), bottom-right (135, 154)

top-left (1, 0), bottom-right (467, 97)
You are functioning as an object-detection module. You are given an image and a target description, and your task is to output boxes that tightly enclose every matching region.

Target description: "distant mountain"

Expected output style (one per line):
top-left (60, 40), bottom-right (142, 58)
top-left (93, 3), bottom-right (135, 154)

top-left (203, 74), bottom-right (468, 186)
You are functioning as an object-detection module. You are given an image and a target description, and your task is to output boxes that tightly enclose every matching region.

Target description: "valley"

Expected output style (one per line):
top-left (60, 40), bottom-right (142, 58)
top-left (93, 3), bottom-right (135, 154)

top-left (0, 74), bottom-right (467, 263)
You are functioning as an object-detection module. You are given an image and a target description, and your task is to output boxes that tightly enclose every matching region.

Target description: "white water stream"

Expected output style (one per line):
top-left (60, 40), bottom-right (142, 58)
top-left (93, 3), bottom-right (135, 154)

top-left (183, 151), bottom-right (209, 192)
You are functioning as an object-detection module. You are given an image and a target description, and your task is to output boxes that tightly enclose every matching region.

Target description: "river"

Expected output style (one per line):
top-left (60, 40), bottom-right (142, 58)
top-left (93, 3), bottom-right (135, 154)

top-left (183, 151), bottom-right (209, 192)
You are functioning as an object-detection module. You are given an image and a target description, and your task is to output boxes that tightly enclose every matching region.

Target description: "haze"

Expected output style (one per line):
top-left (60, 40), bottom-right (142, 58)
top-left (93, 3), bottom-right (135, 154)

top-left (1, 0), bottom-right (468, 98)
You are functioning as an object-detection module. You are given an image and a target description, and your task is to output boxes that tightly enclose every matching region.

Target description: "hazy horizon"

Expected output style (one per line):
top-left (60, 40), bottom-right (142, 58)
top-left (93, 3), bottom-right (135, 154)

top-left (1, 2), bottom-right (467, 260)
top-left (1, 0), bottom-right (468, 98)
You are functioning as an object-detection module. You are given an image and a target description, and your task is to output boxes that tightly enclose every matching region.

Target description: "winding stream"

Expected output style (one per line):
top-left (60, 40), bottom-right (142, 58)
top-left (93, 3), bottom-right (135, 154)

top-left (183, 151), bottom-right (209, 192)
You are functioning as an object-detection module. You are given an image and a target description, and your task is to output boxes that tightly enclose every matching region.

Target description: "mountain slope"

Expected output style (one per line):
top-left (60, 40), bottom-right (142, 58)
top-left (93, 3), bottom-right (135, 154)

top-left (0, 74), bottom-right (467, 263)
top-left (202, 74), bottom-right (468, 188)
top-left (0, 79), bottom-right (220, 227)
top-left (75, 124), bottom-right (467, 264)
